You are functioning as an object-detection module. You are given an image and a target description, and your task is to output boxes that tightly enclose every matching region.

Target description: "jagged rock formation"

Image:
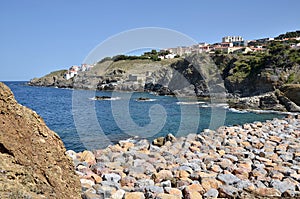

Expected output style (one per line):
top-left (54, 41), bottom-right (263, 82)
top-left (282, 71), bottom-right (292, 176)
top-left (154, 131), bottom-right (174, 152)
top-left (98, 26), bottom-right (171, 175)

top-left (0, 82), bottom-right (81, 199)
top-left (28, 70), bottom-right (73, 88)
top-left (280, 84), bottom-right (300, 106)
top-left (28, 53), bottom-right (300, 112)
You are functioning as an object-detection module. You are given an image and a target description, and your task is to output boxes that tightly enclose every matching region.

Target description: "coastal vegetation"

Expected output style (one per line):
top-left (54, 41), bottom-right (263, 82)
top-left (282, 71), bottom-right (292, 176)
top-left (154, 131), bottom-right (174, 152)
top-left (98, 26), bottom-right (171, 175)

top-left (213, 41), bottom-right (300, 86)
top-left (275, 30), bottom-right (300, 39)
top-left (105, 50), bottom-right (179, 62)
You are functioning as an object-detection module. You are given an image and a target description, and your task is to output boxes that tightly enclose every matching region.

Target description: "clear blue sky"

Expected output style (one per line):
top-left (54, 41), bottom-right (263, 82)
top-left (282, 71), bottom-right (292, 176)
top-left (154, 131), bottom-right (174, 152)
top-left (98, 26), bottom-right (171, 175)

top-left (0, 0), bottom-right (299, 81)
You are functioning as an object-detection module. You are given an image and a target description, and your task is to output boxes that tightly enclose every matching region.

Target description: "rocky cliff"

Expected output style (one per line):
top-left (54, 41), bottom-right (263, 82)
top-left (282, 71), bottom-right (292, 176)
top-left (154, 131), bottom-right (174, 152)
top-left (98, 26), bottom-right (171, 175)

top-left (28, 50), bottom-right (300, 112)
top-left (0, 82), bottom-right (81, 198)
top-left (28, 70), bottom-right (74, 88)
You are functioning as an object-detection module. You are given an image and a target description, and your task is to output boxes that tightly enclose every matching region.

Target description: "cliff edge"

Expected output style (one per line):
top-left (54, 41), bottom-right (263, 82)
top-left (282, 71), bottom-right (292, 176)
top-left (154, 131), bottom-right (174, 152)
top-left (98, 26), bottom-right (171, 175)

top-left (0, 82), bottom-right (81, 198)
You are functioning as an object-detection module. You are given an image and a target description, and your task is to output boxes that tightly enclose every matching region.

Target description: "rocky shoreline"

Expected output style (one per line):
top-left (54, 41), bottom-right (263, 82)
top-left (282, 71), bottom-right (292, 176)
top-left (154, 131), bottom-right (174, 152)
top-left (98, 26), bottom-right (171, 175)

top-left (27, 56), bottom-right (300, 113)
top-left (67, 115), bottom-right (300, 199)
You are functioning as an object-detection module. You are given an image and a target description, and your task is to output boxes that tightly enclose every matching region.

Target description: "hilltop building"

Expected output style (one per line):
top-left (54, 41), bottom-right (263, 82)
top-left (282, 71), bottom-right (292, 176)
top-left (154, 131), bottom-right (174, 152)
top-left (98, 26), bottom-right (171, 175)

top-left (222, 36), bottom-right (243, 43)
top-left (64, 64), bottom-right (94, 80)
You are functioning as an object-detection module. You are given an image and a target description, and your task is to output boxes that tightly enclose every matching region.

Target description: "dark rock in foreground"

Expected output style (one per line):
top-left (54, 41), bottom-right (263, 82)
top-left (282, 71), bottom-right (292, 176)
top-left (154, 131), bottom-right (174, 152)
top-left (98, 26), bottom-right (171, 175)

top-left (0, 82), bottom-right (81, 199)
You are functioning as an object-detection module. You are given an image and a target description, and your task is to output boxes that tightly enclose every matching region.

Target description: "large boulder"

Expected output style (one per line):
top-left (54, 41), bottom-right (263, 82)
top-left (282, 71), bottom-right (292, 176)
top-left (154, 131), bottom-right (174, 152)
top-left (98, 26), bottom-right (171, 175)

top-left (280, 84), bottom-right (300, 106)
top-left (0, 82), bottom-right (81, 198)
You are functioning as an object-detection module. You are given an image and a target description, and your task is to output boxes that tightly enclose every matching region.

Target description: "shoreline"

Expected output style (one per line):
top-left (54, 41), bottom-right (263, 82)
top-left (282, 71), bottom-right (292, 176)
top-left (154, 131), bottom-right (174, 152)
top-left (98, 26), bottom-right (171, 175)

top-left (68, 115), bottom-right (300, 198)
top-left (27, 82), bottom-right (300, 115)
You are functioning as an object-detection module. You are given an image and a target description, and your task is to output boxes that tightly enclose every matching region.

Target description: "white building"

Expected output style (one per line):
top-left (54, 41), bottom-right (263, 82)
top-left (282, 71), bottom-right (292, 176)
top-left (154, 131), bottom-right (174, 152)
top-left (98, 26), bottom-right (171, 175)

top-left (165, 53), bottom-right (177, 59)
top-left (222, 36), bottom-right (244, 43)
top-left (64, 65), bottom-right (79, 80)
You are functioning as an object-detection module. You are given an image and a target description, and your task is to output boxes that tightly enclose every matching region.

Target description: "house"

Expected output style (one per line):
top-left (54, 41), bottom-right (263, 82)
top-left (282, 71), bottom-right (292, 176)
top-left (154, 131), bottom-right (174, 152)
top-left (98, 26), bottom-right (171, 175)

top-left (233, 40), bottom-right (248, 47)
top-left (213, 46), bottom-right (244, 54)
top-left (64, 65), bottom-right (79, 80)
top-left (221, 42), bottom-right (233, 48)
top-left (80, 64), bottom-right (94, 72)
top-left (291, 43), bottom-right (300, 49)
top-left (222, 36), bottom-right (243, 43)
top-left (165, 53), bottom-right (177, 59)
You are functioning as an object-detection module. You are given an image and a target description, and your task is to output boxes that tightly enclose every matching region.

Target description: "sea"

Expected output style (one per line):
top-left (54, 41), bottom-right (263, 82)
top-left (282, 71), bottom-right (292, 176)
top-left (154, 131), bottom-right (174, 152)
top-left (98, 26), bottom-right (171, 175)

top-left (4, 81), bottom-right (286, 152)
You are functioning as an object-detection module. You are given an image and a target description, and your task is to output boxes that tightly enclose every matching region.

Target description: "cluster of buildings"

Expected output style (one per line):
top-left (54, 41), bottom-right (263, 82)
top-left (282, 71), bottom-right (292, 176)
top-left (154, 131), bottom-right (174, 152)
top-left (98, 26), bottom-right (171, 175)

top-left (163, 35), bottom-right (300, 56)
top-left (64, 64), bottom-right (94, 80)
top-left (62, 35), bottom-right (300, 81)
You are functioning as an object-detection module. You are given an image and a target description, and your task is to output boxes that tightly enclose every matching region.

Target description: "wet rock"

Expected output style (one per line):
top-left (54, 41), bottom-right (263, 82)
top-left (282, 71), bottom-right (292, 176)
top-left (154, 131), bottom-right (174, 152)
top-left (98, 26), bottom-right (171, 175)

top-left (153, 137), bottom-right (165, 147)
top-left (165, 133), bottom-right (177, 142)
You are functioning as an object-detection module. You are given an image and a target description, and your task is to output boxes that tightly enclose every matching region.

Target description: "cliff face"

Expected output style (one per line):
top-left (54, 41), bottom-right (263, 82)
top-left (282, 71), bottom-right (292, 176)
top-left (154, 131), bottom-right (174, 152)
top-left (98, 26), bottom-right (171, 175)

top-left (0, 82), bottom-right (81, 198)
top-left (280, 84), bottom-right (300, 106)
top-left (28, 53), bottom-right (300, 111)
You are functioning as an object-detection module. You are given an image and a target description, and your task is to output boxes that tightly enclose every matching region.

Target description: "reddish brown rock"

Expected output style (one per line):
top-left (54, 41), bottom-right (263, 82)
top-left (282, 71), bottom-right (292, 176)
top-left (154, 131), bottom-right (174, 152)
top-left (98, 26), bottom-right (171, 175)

top-left (164, 187), bottom-right (183, 198)
top-left (156, 193), bottom-right (181, 199)
top-left (254, 187), bottom-right (281, 197)
top-left (185, 184), bottom-right (205, 195)
top-left (79, 150), bottom-right (96, 165)
top-left (201, 178), bottom-right (221, 192)
top-left (124, 192), bottom-right (145, 199)
top-left (156, 169), bottom-right (173, 181)
top-left (0, 82), bottom-right (81, 198)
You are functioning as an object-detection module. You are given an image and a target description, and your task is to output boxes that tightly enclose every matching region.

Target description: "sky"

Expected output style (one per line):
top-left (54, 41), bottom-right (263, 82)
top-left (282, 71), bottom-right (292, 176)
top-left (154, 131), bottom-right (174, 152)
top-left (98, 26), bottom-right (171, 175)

top-left (0, 0), bottom-right (299, 81)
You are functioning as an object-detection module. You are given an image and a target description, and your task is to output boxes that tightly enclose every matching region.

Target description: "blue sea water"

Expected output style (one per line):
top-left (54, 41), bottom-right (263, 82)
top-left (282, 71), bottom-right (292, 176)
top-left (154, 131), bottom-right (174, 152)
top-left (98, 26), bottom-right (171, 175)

top-left (4, 81), bottom-right (285, 152)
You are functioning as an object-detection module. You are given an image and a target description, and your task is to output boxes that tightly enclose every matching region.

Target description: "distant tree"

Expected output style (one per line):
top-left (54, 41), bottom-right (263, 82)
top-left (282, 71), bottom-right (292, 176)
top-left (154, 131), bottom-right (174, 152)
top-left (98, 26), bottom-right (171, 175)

top-left (151, 49), bottom-right (157, 55)
top-left (275, 30), bottom-right (300, 39)
top-left (215, 50), bottom-right (222, 55)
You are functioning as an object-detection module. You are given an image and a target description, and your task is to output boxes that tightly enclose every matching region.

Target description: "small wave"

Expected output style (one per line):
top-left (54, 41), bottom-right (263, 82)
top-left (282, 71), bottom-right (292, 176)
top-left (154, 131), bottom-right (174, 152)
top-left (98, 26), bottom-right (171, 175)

top-left (54, 86), bottom-right (74, 90)
top-left (61, 87), bottom-right (74, 90)
top-left (89, 97), bottom-right (121, 101)
top-left (109, 97), bottom-right (121, 101)
top-left (228, 108), bottom-right (248, 113)
top-left (176, 101), bottom-right (206, 105)
top-left (136, 99), bottom-right (157, 102)
top-left (200, 103), bottom-right (229, 108)
top-left (248, 109), bottom-right (297, 115)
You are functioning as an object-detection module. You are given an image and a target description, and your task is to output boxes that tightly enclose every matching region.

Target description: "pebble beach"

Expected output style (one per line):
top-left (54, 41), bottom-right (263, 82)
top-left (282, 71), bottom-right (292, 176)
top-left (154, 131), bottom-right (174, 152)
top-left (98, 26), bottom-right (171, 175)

top-left (67, 115), bottom-right (300, 199)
